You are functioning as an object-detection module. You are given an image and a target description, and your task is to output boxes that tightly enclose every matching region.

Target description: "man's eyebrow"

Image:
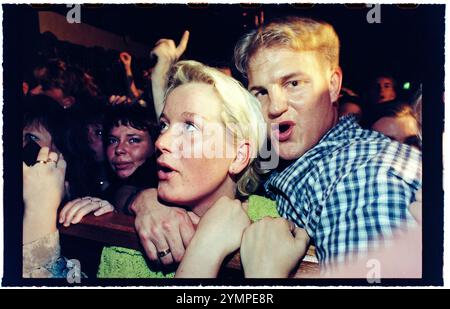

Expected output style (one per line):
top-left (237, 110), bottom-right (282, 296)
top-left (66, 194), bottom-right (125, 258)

top-left (249, 85), bottom-right (265, 93)
top-left (279, 72), bottom-right (307, 84)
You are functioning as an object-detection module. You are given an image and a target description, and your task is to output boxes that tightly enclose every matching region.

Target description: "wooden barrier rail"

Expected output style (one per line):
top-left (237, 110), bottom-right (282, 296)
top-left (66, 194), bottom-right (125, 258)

top-left (59, 211), bottom-right (320, 277)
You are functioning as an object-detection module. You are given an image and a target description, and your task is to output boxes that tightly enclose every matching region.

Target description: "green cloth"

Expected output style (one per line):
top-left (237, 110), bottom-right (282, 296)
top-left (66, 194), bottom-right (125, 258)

top-left (97, 195), bottom-right (279, 278)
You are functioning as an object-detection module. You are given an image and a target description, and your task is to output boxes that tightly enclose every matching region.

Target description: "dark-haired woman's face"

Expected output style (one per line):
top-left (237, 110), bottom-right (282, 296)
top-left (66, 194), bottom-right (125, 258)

top-left (87, 124), bottom-right (105, 162)
top-left (23, 123), bottom-right (59, 153)
top-left (106, 125), bottom-right (154, 179)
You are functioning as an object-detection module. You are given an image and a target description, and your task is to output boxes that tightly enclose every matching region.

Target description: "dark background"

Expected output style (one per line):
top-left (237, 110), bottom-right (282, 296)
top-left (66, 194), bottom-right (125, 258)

top-left (12, 4), bottom-right (444, 93)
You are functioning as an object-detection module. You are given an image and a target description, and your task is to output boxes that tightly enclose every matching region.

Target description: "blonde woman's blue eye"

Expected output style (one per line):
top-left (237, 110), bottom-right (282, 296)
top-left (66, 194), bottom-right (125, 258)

top-left (159, 122), bottom-right (169, 132)
top-left (185, 122), bottom-right (197, 132)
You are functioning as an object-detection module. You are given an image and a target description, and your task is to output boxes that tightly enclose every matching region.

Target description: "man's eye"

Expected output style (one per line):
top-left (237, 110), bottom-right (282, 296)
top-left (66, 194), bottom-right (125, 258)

top-left (95, 130), bottom-right (103, 137)
top-left (254, 89), bottom-right (268, 98)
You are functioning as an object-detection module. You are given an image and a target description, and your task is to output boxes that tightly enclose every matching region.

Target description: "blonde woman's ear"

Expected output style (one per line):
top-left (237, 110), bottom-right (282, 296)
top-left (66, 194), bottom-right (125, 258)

top-left (229, 141), bottom-right (251, 175)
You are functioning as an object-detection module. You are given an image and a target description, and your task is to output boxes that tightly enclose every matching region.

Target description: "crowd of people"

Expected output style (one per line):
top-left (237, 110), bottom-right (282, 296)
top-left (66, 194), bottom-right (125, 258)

top-left (22, 16), bottom-right (422, 279)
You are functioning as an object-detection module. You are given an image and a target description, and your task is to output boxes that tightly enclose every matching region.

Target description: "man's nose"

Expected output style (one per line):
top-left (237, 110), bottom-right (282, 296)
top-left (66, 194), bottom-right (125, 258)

top-left (268, 88), bottom-right (289, 118)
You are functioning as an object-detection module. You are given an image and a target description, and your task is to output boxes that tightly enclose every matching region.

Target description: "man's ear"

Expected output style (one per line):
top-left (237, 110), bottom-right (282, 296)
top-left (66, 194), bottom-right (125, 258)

top-left (62, 96), bottom-right (76, 109)
top-left (229, 141), bottom-right (251, 176)
top-left (329, 67), bottom-right (343, 104)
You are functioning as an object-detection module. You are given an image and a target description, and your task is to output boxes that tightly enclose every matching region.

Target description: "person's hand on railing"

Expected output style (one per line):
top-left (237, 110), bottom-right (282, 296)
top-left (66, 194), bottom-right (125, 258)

top-left (240, 217), bottom-right (310, 278)
top-left (59, 197), bottom-right (114, 227)
top-left (131, 188), bottom-right (199, 265)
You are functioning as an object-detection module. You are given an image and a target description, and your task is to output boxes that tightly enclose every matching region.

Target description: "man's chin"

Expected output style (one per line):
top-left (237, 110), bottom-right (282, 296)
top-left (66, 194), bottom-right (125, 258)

top-left (278, 144), bottom-right (306, 162)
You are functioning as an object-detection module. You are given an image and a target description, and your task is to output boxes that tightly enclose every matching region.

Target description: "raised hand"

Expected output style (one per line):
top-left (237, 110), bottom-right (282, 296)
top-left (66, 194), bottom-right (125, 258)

top-left (23, 147), bottom-right (67, 244)
top-left (119, 52), bottom-right (132, 71)
top-left (151, 30), bottom-right (190, 119)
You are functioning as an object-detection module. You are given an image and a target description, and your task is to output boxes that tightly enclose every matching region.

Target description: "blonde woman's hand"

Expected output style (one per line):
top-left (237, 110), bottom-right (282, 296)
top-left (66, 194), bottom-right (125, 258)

top-left (193, 196), bottom-right (250, 258)
top-left (175, 197), bottom-right (250, 278)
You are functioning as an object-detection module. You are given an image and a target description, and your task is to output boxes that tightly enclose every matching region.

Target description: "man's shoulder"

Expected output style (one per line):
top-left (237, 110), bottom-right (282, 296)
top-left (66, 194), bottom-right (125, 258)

top-left (331, 135), bottom-right (422, 188)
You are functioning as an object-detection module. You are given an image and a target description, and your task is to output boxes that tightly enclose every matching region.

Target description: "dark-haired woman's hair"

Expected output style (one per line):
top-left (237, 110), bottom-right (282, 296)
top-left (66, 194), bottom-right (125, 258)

top-left (23, 95), bottom-right (99, 199)
top-left (103, 103), bottom-right (159, 144)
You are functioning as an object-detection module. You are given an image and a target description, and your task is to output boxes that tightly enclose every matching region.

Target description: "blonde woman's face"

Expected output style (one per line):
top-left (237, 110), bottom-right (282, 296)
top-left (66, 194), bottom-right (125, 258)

top-left (156, 83), bottom-right (236, 213)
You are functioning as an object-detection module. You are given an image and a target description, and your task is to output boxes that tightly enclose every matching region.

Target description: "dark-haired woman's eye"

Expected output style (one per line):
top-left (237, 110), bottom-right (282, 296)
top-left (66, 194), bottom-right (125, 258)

top-left (25, 133), bottom-right (40, 143)
top-left (107, 137), bottom-right (118, 145)
top-left (95, 129), bottom-right (103, 137)
top-left (129, 137), bottom-right (141, 144)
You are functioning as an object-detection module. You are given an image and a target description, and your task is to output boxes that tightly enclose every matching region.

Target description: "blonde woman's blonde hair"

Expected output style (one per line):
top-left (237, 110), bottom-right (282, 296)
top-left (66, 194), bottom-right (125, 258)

top-left (164, 60), bottom-right (267, 197)
top-left (234, 17), bottom-right (340, 77)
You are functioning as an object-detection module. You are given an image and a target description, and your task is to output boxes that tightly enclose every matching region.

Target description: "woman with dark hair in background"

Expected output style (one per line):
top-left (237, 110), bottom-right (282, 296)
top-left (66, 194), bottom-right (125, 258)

top-left (59, 102), bottom-right (159, 223)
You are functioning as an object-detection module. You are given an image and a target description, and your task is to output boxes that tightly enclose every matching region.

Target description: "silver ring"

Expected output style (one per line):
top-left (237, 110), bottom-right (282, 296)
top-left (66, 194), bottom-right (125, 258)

top-left (157, 248), bottom-right (171, 258)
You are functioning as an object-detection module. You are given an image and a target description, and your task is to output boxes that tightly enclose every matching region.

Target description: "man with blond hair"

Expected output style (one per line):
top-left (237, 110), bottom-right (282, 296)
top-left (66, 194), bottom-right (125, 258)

top-left (131, 17), bottom-right (422, 274)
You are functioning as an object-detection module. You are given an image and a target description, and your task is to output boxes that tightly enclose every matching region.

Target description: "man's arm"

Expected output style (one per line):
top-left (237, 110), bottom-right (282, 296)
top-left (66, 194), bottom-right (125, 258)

top-left (130, 188), bottom-right (199, 265)
top-left (316, 165), bottom-right (421, 267)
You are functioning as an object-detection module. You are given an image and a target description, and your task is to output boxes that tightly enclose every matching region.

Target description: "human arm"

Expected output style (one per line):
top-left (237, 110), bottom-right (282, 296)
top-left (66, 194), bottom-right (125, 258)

top-left (240, 217), bottom-right (310, 278)
top-left (151, 30), bottom-right (189, 120)
top-left (130, 188), bottom-right (199, 265)
top-left (23, 147), bottom-right (66, 244)
top-left (22, 147), bottom-right (66, 277)
top-left (120, 52), bottom-right (143, 99)
top-left (175, 197), bottom-right (250, 278)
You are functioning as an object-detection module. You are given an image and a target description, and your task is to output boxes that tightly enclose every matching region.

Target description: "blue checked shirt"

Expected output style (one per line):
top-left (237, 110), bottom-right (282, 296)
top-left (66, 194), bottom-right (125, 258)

top-left (264, 115), bottom-right (422, 267)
